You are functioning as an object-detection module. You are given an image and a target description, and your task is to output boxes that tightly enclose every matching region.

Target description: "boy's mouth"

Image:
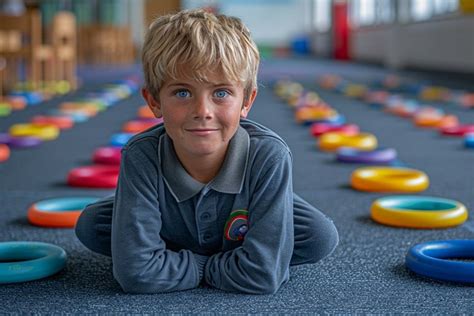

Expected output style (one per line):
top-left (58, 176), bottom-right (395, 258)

top-left (186, 128), bottom-right (219, 135)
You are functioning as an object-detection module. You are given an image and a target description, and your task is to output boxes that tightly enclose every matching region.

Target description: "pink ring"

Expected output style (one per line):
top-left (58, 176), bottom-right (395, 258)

top-left (92, 146), bottom-right (122, 165)
top-left (67, 165), bottom-right (120, 188)
top-left (310, 123), bottom-right (359, 137)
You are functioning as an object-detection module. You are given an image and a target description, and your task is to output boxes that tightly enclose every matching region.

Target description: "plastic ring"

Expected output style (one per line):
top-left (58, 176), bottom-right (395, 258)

top-left (319, 132), bottom-right (377, 152)
top-left (67, 165), bottom-right (120, 188)
top-left (310, 123), bottom-right (359, 137)
top-left (5, 96), bottom-right (27, 110)
top-left (0, 103), bottom-right (12, 116)
top-left (27, 197), bottom-right (100, 228)
top-left (9, 123), bottom-right (60, 141)
top-left (31, 115), bottom-right (74, 129)
top-left (137, 105), bottom-right (155, 119)
top-left (465, 134), bottom-right (474, 148)
top-left (122, 119), bottom-right (160, 134)
top-left (0, 241), bottom-right (67, 284)
top-left (0, 144), bottom-right (10, 162)
top-left (92, 146), bottom-right (122, 165)
top-left (414, 114), bottom-right (458, 128)
top-left (337, 147), bottom-right (397, 164)
top-left (406, 240), bottom-right (474, 283)
top-left (110, 133), bottom-right (134, 147)
top-left (371, 195), bottom-right (468, 228)
top-left (440, 124), bottom-right (474, 137)
top-left (351, 167), bottom-right (429, 192)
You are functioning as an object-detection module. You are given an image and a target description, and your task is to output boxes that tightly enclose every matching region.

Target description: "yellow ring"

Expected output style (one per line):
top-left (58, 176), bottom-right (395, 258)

top-left (9, 123), bottom-right (60, 141)
top-left (351, 167), bottom-right (429, 192)
top-left (319, 132), bottom-right (377, 152)
top-left (371, 196), bottom-right (468, 228)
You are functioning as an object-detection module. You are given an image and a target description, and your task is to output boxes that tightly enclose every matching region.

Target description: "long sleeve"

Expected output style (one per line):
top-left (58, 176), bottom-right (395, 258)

top-left (111, 141), bottom-right (208, 293)
top-left (204, 150), bottom-right (294, 294)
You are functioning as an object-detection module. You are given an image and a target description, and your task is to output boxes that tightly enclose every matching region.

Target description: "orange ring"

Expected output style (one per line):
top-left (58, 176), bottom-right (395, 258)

top-left (122, 120), bottom-right (160, 134)
top-left (137, 105), bottom-right (155, 119)
top-left (31, 115), bottom-right (74, 129)
top-left (0, 144), bottom-right (10, 162)
top-left (27, 197), bottom-right (99, 228)
top-left (414, 114), bottom-right (459, 128)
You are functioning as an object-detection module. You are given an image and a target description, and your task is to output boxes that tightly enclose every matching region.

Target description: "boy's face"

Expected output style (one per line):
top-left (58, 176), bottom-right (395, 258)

top-left (142, 72), bottom-right (257, 162)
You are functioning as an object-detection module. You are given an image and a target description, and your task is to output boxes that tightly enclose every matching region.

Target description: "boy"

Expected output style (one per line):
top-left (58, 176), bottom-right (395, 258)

top-left (75, 9), bottom-right (338, 294)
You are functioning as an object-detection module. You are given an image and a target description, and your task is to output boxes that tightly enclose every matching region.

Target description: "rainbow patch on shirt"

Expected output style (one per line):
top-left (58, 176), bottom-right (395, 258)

top-left (224, 209), bottom-right (249, 241)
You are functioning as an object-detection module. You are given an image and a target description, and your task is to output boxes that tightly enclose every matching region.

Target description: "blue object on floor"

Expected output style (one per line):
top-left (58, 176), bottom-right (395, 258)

top-left (0, 241), bottom-right (67, 284)
top-left (110, 133), bottom-right (134, 147)
top-left (405, 239), bottom-right (474, 283)
top-left (464, 134), bottom-right (474, 148)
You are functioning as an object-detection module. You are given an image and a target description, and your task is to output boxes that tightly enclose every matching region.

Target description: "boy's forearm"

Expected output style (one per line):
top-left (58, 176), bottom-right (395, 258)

top-left (112, 146), bottom-right (206, 293)
top-left (203, 153), bottom-right (294, 294)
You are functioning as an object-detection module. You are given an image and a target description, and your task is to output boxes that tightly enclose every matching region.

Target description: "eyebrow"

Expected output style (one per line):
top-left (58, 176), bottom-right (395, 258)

top-left (165, 82), bottom-right (234, 89)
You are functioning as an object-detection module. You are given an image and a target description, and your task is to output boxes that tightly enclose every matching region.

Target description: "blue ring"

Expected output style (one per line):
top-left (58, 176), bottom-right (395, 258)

top-left (405, 240), bottom-right (474, 283)
top-left (110, 133), bottom-right (134, 147)
top-left (303, 114), bottom-right (346, 126)
top-left (0, 241), bottom-right (67, 284)
top-left (464, 134), bottom-right (474, 148)
top-left (34, 197), bottom-right (99, 213)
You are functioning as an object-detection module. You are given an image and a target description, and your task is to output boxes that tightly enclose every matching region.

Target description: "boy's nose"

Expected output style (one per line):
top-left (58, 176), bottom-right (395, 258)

top-left (192, 97), bottom-right (213, 120)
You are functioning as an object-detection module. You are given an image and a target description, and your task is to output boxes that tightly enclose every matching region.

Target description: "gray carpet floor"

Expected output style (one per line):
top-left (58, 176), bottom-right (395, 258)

top-left (0, 59), bottom-right (473, 314)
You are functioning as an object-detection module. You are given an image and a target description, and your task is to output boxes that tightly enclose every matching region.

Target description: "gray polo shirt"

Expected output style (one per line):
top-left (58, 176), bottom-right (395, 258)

top-left (111, 119), bottom-right (294, 294)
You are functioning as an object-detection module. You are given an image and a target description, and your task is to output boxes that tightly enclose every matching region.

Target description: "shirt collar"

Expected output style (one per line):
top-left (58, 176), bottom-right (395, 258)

top-left (159, 125), bottom-right (250, 202)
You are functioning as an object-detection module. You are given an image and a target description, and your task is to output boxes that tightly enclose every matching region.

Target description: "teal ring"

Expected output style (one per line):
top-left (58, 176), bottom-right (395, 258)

top-left (34, 197), bottom-right (99, 212)
top-left (0, 242), bottom-right (67, 284)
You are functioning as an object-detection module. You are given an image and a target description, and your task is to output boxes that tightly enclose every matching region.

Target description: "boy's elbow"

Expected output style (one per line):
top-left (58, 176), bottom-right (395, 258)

top-left (237, 270), bottom-right (285, 295)
top-left (114, 270), bottom-right (152, 294)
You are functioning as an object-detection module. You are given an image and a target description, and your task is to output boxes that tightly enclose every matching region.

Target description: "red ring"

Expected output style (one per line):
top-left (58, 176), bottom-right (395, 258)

top-left (67, 165), bottom-right (120, 188)
top-left (440, 124), bottom-right (474, 137)
top-left (92, 146), bottom-right (122, 165)
top-left (0, 144), bottom-right (10, 162)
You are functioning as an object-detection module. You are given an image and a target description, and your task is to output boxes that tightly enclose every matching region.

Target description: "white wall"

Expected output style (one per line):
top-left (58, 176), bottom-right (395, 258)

top-left (183, 0), bottom-right (312, 46)
top-left (351, 15), bottom-right (474, 73)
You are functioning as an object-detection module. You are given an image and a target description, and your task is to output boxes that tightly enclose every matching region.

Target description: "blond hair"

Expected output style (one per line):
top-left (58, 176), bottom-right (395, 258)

top-left (142, 9), bottom-right (259, 101)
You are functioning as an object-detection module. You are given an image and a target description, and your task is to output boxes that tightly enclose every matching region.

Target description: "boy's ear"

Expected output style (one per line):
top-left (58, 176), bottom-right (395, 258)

top-left (240, 88), bottom-right (257, 118)
top-left (141, 88), bottom-right (162, 118)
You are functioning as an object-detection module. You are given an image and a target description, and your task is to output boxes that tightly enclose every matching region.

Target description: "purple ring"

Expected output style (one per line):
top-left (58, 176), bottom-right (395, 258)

top-left (337, 147), bottom-right (397, 164)
top-left (0, 133), bottom-right (42, 148)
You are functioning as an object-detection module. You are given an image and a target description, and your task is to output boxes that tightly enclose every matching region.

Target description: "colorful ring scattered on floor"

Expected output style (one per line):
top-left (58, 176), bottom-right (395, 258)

top-left (0, 133), bottom-right (42, 148)
top-left (440, 124), bottom-right (474, 137)
top-left (405, 240), bottom-right (474, 283)
top-left (310, 123), bottom-right (360, 137)
top-left (0, 241), bottom-right (67, 284)
top-left (9, 123), bottom-right (60, 141)
top-left (371, 195), bottom-right (468, 228)
top-left (67, 165), bottom-right (120, 188)
top-left (0, 144), bottom-right (10, 162)
top-left (92, 146), bottom-right (122, 165)
top-left (31, 115), bottom-right (74, 129)
top-left (465, 134), bottom-right (474, 148)
top-left (319, 132), bottom-right (377, 152)
top-left (27, 197), bottom-right (100, 228)
top-left (122, 119), bottom-right (160, 134)
top-left (137, 105), bottom-right (155, 119)
top-left (337, 147), bottom-right (397, 164)
top-left (351, 167), bottom-right (429, 192)
top-left (110, 133), bottom-right (134, 147)
top-left (0, 103), bottom-right (12, 117)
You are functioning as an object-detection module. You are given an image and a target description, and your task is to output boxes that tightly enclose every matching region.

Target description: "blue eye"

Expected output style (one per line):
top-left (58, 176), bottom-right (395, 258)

top-left (214, 90), bottom-right (229, 98)
top-left (175, 90), bottom-right (191, 98)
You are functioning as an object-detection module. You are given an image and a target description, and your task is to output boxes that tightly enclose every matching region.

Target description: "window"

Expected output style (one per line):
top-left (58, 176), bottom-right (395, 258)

top-left (313, 0), bottom-right (331, 32)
